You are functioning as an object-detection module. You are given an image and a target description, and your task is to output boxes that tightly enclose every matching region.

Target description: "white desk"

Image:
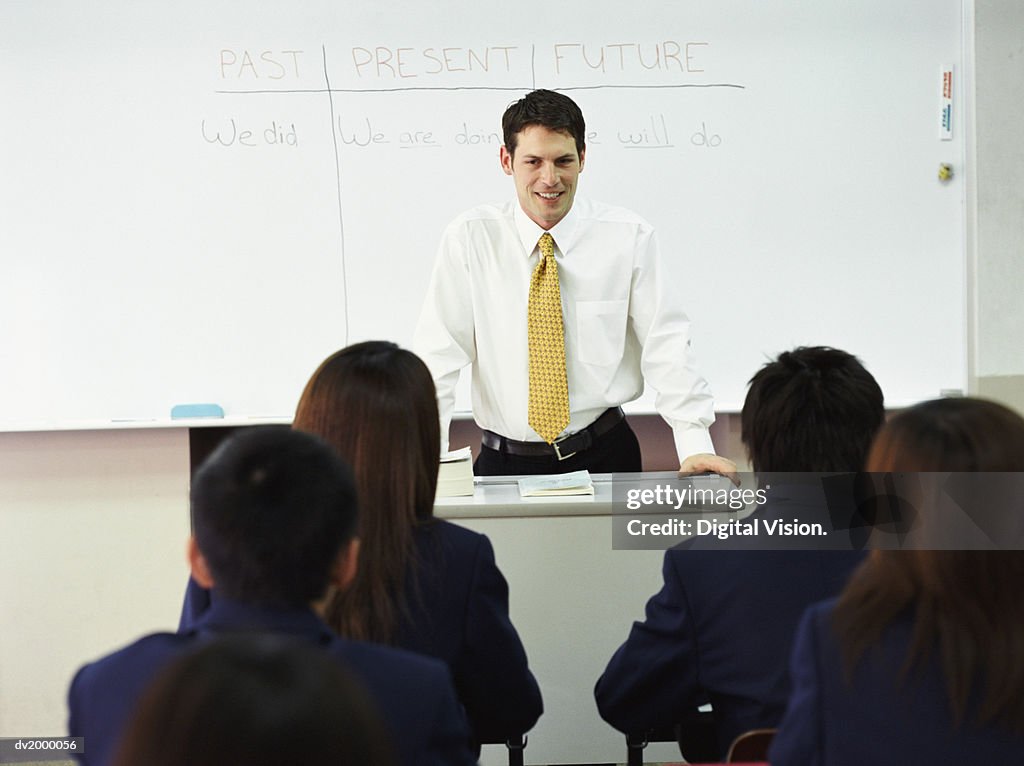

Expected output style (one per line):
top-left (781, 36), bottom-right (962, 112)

top-left (437, 472), bottom-right (637, 516)
top-left (434, 472), bottom-right (688, 765)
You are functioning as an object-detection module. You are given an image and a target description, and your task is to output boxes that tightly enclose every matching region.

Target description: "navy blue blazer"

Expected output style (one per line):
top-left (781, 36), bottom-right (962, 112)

top-left (180, 520), bottom-right (542, 744)
top-left (69, 598), bottom-right (475, 766)
top-left (595, 487), bottom-right (864, 758)
top-left (770, 597), bottom-right (1024, 765)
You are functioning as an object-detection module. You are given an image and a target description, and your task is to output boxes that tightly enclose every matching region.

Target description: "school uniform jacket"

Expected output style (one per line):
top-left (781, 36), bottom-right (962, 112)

top-left (69, 598), bottom-right (475, 766)
top-left (595, 485), bottom-right (864, 758)
top-left (769, 597), bottom-right (1024, 765)
top-left (179, 519), bottom-right (542, 745)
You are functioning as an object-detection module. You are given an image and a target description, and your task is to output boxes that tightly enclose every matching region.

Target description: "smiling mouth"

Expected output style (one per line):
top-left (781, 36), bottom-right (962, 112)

top-left (536, 192), bottom-right (562, 200)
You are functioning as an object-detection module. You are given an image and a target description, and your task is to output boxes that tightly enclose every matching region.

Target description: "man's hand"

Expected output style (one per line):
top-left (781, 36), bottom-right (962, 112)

top-left (679, 453), bottom-right (739, 485)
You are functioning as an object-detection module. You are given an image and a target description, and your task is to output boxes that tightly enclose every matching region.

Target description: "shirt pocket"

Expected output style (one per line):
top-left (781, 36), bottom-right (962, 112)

top-left (575, 300), bottom-right (628, 367)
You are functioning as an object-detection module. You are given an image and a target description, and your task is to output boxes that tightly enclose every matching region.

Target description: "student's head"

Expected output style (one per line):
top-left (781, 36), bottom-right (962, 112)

top-left (741, 346), bottom-right (885, 472)
top-left (867, 397), bottom-right (1024, 472)
top-left (112, 635), bottom-right (395, 766)
top-left (189, 426), bottom-right (359, 609)
top-left (293, 341), bottom-right (440, 516)
top-left (861, 396), bottom-right (1024, 600)
top-left (500, 89), bottom-right (586, 229)
top-left (863, 397), bottom-right (1024, 560)
top-left (293, 341), bottom-right (439, 642)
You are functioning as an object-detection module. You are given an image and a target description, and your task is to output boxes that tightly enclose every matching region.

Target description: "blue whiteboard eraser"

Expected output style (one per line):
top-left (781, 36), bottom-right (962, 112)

top-left (171, 403), bottom-right (225, 419)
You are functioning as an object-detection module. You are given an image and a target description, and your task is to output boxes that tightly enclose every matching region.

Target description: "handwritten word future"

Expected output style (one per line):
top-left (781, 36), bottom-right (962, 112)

top-left (553, 42), bottom-right (707, 73)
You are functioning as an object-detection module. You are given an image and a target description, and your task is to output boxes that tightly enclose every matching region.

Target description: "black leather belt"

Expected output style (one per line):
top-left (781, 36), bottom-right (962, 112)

top-left (481, 407), bottom-right (625, 461)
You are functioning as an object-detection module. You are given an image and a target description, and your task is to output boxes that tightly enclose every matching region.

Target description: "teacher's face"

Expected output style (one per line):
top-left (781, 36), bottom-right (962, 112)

top-left (500, 125), bottom-right (585, 230)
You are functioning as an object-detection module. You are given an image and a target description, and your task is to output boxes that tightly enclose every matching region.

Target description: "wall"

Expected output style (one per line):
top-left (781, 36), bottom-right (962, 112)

top-left (972, 0), bottom-right (1024, 412)
top-left (0, 429), bottom-right (190, 732)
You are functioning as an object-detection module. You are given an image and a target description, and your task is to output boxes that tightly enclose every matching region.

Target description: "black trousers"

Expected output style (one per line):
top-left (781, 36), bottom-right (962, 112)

top-left (473, 418), bottom-right (643, 476)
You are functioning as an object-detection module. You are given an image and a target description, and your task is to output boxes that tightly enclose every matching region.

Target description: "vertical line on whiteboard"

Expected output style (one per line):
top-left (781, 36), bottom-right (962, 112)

top-left (531, 44), bottom-right (536, 89)
top-left (323, 44), bottom-right (349, 344)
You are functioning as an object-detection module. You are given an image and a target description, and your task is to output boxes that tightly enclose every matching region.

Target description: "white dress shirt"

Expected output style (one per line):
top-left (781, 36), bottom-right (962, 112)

top-left (413, 197), bottom-right (716, 462)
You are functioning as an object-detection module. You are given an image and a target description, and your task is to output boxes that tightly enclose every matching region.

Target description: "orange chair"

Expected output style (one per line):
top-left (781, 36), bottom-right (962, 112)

top-left (724, 728), bottom-right (777, 763)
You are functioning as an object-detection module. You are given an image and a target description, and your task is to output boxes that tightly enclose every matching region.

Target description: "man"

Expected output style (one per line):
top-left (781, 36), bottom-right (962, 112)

top-left (594, 347), bottom-right (883, 760)
top-left (414, 89), bottom-right (734, 477)
top-left (68, 427), bottom-right (474, 766)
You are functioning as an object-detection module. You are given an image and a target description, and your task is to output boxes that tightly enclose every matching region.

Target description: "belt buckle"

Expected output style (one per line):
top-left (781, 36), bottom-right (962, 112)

top-left (552, 437), bottom-right (576, 461)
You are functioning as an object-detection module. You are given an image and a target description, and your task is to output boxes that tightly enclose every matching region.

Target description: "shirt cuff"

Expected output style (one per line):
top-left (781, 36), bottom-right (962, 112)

top-left (672, 424), bottom-right (716, 464)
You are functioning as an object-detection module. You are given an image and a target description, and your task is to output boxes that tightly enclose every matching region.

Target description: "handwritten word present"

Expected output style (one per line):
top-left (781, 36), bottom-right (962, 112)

top-left (350, 45), bottom-right (519, 79)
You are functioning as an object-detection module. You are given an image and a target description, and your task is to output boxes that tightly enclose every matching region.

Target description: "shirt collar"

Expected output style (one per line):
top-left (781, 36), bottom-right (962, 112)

top-left (512, 197), bottom-right (581, 257)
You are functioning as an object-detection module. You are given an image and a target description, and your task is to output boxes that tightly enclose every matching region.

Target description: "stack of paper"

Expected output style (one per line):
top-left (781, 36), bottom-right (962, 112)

top-left (517, 470), bottom-right (594, 497)
top-left (436, 446), bottom-right (475, 498)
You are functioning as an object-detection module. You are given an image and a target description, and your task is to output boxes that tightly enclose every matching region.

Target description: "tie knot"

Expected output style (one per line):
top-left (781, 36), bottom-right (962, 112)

top-left (538, 233), bottom-right (555, 259)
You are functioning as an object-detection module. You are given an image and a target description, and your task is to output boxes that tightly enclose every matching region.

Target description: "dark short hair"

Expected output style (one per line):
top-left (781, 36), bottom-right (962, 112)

top-left (113, 635), bottom-right (395, 766)
top-left (191, 426), bottom-right (358, 607)
top-left (741, 346), bottom-right (885, 472)
top-left (502, 89), bottom-right (586, 157)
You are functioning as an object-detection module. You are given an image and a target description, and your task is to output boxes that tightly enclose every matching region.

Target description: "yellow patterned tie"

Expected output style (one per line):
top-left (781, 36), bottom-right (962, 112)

top-left (528, 233), bottom-right (570, 443)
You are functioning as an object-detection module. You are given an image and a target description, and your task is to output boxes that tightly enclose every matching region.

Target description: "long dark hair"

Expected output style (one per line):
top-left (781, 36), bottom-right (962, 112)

top-left (293, 341), bottom-right (440, 643)
top-left (834, 397), bottom-right (1024, 731)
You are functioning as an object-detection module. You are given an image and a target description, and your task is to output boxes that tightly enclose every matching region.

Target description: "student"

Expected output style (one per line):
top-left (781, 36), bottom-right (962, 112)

top-left (770, 397), bottom-right (1024, 765)
top-left (413, 88), bottom-right (733, 477)
top-left (70, 427), bottom-right (474, 766)
top-left (181, 342), bottom-right (542, 749)
top-left (595, 347), bottom-right (878, 759)
top-left (112, 635), bottom-right (395, 766)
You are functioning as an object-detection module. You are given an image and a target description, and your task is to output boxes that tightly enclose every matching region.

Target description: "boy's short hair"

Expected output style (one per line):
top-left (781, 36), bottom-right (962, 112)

top-left (191, 426), bottom-right (358, 607)
top-left (741, 346), bottom-right (885, 472)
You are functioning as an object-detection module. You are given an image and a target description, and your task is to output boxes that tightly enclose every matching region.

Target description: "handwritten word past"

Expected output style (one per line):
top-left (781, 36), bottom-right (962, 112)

top-left (219, 49), bottom-right (304, 80)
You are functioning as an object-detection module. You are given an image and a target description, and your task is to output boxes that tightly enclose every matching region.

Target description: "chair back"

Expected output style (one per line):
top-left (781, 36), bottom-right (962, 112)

top-left (725, 728), bottom-right (777, 763)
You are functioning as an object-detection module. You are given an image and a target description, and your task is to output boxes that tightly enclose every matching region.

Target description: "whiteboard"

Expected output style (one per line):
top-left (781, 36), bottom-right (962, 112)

top-left (0, 0), bottom-right (966, 430)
